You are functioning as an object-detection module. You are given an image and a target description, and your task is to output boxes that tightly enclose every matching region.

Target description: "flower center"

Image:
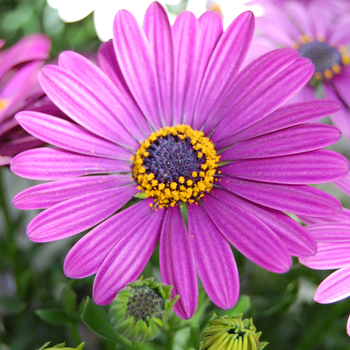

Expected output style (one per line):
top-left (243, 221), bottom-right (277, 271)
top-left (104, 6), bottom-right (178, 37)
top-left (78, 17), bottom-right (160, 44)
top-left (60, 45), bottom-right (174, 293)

top-left (133, 125), bottom-right (219, 208)
top-left (125, 286), bottom-right (164, 321)
top-left (296, 37), bottom-right (350, 80)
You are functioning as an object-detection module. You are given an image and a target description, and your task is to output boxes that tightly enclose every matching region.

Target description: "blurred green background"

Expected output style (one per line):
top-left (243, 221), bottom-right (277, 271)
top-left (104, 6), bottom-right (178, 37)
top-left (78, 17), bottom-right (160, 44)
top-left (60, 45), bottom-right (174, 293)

top-left (1, 1), bottom-right (350, 349)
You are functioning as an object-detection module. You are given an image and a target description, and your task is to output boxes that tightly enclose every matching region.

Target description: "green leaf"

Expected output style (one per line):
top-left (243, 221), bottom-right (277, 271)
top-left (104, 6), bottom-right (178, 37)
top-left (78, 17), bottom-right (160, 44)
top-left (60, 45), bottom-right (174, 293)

top-left (61, 287), bottom-right (77, 315)
top-left (222, 295), bottom-right (251, 317)
top-left (81, 297), bottom-right (133, 349)
top-left (0, 296), bottom-right (26, 314)
top-left (36, 309), bottom-right (75, 326)
top-left (37, 341), bottom-right (52, 350)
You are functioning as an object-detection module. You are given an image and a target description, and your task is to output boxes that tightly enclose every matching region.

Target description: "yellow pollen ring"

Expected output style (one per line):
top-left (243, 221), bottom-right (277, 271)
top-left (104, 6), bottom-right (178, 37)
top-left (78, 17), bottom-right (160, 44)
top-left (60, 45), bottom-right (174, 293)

top-left (0, 98), bottom-right (9, 112)
top-left (133, 125), bottom-right (220, 208)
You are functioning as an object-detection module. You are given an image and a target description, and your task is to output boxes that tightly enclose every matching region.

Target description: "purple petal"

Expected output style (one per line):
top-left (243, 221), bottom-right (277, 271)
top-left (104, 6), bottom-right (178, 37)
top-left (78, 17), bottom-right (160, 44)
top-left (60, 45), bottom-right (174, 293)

top-left (285, 2), bottom-right (313, 35)
top-left (172, 11), bottom-right (199, 126)
top-left (218, 176), bottom-right (341, 217)
top-left (0, 136), bottom-right (43, 157)
top-left (0, 61), bottom-right (44, 122)
top-left (305, 223), bottom-right (350, 242)
top-left (219, 150), bottom-right (349, 184)
top-left (202, 189), bottom-right (292, 273)
top-left (298, 208), bottom-right (350, 225)
top-left (219, 124), bottom-right (341, 161)
top-left (300, 242), bottom-right (350, 269)
top-left (58, 51), bottom-right (149, 140)
top-left (216, 99), bottom-right (341, 147)
top-left (39, 65), bottom-right (139, 149)
top-left (324, 82), bottom-right (350, 139)
top-left (254, 11), bottom-right (298, 46)
top-left (202, 48), bottom-right (299, 133)
top-left (185, 11), bottom-right (223, 126)
top-left (213, 190), bottom-right (316, 257)
top-left (113, 9), bottom-right (162, 129)
top-left (188, 203), bottom-right (239, 309)
top-left (97, 40), bottom-right (131, 93)
top-left (193, 11), bottom-right (255, 129)
top-left (64, 199), bottom-right (153, 278)
top-left (16, 111), bottom-right (132, 160)
top-left (13, 175), bottom-right (133, 210)
top-left (143, 2), bottom-right (174, 126)
top-left (0, 33), bottom-right (50, 80)
top-left (331, 66), bottom-right (350, 107)
top-left (93, 208), bottom-right (164, 305)
top-left (26, 184), bottom-right (138, 242)
top-left (10, 148), bottom-right (131, 180)
top-left (335, 172), bottom-right (350, 197)
top-left (211, 57), bottom-right (314, 143)
top-left (160, 206), bottom-right (197, 319)
top-left (314, 267), bottom-right (350, 303)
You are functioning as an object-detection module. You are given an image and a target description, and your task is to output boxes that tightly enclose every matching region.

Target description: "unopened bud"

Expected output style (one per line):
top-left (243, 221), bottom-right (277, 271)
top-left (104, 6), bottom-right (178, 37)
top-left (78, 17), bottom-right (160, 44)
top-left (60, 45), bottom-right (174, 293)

top-left (109, 277), bottom-right (179, 342)
top-left (199, 313), bottom-right (268, 350)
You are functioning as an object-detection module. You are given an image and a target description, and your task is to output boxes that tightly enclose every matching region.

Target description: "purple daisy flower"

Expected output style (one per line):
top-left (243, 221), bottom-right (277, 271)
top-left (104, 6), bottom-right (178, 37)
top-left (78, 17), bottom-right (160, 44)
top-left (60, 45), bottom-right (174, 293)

top-left (10, 2), bottom-right (349, 319)
top-left (249, 1), bottom-right (350, 139)
top-left (299, 216), bottom-right (350, 336)
top-left (250, 0), bottom-right (350, 16)
top-left (0, 34), bottom-right (58, 166)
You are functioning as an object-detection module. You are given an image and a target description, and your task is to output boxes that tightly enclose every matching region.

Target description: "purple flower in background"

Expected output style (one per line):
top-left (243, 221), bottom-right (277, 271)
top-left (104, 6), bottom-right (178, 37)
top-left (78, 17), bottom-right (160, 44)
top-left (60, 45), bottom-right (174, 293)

top-left (0, 34), bottom-right (56, 166)
top-left (250, 1), bottom-right (350, 139)
top-left (250, 0), bottom-right (350, 16)
top-left (10, 2), bottom-right (349, 319)
top-left (299, 215), bottom-right (350, 336)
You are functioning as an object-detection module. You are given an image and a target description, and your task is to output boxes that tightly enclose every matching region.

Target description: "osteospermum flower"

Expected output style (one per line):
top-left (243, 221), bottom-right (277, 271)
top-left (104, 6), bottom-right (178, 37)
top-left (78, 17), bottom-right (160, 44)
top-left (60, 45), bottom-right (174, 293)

top-left (250, 1), bottom-right (350, 138)
top-left (11, 3), bottom-right (349, 319)
top-left (250, 0), bottom-right (350, 16)
top-left (0, 34), bottom-right (56, 166)
top-left (47, 0), bottom-right (177, 41)
top-left (299, 216), bottom-right (350, 336)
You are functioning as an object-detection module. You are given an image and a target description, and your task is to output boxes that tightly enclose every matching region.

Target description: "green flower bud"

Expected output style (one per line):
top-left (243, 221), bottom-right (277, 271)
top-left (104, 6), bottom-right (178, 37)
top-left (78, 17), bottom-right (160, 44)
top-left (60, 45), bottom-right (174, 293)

top-left (199, 313), bottom-right (268, 350)
top-left (109, 277), bottom-right (179, 342)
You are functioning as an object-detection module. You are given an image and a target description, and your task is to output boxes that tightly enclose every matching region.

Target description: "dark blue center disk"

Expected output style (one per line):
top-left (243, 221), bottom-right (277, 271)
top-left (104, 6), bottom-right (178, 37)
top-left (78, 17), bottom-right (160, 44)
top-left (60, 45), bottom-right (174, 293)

top-left (142, 134), bottom-right (205, 184)
top-left (298, 42), bottom-right (342, 73)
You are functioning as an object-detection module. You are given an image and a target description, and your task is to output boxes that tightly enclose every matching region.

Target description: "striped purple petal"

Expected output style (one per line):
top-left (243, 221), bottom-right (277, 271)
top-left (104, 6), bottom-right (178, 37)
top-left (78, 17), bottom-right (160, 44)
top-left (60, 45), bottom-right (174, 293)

top-left (16, 112), bottom-right (133, 160)
top-left (39, 65), bottom-right (139, 149)
top-left (219, 124), bottom-right (340, 161)
top-left (93, 208), bottom-right (164, 305)
top-left (212, 187), bottom-right (316, 257)
top-left (13, 175), bottom-right (133, 210)
top-left (314, 267), bottom-right (350, 304)
top-left (219, 150), bottom-right (349, 184)
top-left (188, 203), bottom-right (239, 309)
top-left (218, 176), bottom-right (341, 217)
top-left (300, 242), bottom-right (350, 269)
top-left (160, 206), bottom-right (197, 319)
top-left (26, 184), bottom-right (138, 242)
top-left (10, 148), bottom-right (131, 180)
top-left (64, 199), bottom-right (153, 278)
top-left (203, 189), bottom-right (292, 273)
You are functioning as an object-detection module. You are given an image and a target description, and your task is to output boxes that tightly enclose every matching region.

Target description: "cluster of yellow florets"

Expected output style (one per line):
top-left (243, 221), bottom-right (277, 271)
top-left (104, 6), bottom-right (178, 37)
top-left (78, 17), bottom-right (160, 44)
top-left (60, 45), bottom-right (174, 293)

top-left (133, 125), bottom-right (220, 208)
top-left (0, 98), bottom-right (9, 112)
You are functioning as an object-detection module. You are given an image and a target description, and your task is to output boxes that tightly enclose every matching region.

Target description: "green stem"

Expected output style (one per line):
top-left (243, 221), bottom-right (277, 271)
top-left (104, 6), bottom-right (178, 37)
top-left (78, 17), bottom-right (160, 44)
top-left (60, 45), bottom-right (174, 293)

top-left (0, 167), bottom-right (13, 239)
top-left (69, 323), bottom-right (82, 347)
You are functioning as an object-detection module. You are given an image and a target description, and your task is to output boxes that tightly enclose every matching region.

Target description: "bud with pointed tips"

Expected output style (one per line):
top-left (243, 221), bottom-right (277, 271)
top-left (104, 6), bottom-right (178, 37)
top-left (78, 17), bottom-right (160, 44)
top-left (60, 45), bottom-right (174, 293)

top-left (199, 313), bottom-right (268, 350)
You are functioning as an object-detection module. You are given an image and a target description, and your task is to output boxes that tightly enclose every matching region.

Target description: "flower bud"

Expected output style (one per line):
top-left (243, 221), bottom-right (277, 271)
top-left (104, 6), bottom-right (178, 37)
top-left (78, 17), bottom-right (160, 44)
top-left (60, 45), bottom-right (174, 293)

top-left (109, 277), bottom-right (179, 342)
top-left (199, 313), bottom-right (268, 350)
